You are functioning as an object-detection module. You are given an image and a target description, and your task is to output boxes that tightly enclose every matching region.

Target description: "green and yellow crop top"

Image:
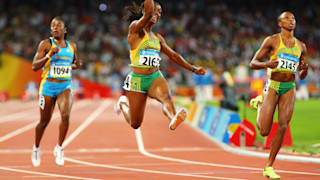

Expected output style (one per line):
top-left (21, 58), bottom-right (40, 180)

top-left (130, 30), bottom-right (161, 68)
top-left (270, 34), bottom-right (302, 74)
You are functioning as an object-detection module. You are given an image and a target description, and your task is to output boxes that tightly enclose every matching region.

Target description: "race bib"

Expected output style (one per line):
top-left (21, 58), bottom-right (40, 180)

top-left (276, 52), bottom-right (299, 73)
top-left (139, 49), bottom-right (161, 67)
top-left (50, 65), bottom-right (71, 78)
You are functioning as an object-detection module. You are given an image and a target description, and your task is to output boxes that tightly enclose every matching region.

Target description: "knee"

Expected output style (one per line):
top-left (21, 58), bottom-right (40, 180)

top-left (159, 93), bottom-right (172, 102)
top-left (130, 116), bottom-right (142, 129)
top-left (278, 123), bottom-right (288, 134)
top-left (130, 122), bottom-right (141, 129)
top-left (39, 121), bottom-right (49, 130)
top-left (260, 129), bottom-right (271, 137)
top-left (61, 112), bottom-right (70, 123)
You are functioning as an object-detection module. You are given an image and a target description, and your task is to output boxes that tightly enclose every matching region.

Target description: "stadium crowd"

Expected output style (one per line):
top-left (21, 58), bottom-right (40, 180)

top-left (0, 0), bottom-right (319, 97)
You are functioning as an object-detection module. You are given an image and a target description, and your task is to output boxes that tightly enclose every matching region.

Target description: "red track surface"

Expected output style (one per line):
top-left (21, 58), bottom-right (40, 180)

top-left (0, 99), bottom-right (319, 180)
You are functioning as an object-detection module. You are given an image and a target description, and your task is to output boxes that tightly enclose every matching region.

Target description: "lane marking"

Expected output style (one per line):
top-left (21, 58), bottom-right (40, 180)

top-left (0, 101), bottom-right (89, 143)
top-left (64, 157), bottom-right (244, 180)
top-left (0, 108), bottom-right (35, 124)
top-left (0, 147), bottom-right (218, 154)
top-left (135, 128), bottom-right (320, 176)
top-left (312, 143), bottom-right (320, 147)
top-left (0, 122), bottom-right (37, 142)
top-left (0, 100), bottom-right (89, 124)
top-left (188, 116), bottom-right (320, 164)
top-left (190, 123), bottom-right (320, 165)
top-left (0, 166), bottom-right (100, 180)
top-left (63, 100), bottom-right (111, 148)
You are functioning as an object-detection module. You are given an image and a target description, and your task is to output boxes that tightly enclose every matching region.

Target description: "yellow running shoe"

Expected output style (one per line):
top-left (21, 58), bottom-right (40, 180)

top-left (263, 166), bottom-right (280, 179)
top-left (249, 95), bottom-right (263, 109)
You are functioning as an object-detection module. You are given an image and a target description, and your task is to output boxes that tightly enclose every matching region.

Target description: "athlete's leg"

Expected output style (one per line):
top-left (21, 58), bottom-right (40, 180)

top-left (56, 89), bottom-right (73, 146)
top-left (267, 88), bottom-right (295, 167)
top-left (257, 88), bottom-right (278, 136)
top-left (148, 77), bottom-right (176, 118)
top-left (120, 91), bottom-right (148, 129)
top-left (148, 77), bottom-right (187, 130)
top-left (35, 95), bottom-right (56, 147)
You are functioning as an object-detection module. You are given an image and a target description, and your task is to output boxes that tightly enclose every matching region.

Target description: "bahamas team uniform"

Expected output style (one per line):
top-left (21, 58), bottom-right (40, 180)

top-left (123, 30), bottom-right (163, 93)
top-left (39, 37), bottom-right (74, 98)
top-left (264, 34), bottom-right (301, 96)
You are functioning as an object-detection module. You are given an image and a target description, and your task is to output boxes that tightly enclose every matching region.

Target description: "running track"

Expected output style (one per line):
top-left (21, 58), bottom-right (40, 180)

top-left (0, 99), bottom-right (319, 180)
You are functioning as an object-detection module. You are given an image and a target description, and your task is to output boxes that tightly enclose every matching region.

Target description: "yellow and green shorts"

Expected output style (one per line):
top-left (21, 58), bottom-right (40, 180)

top-left (263, 79), bottom-right (296, 96)
top-left (123, 71), bottom-right (163, 93)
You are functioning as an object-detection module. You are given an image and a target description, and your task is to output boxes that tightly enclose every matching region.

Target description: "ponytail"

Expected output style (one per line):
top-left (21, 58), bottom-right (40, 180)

top-left (123, 2), bottom-right (144, 23)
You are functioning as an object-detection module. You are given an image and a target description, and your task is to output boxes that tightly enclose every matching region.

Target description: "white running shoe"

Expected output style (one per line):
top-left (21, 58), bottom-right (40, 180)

top-left (114, 95), bottom-right (128, 115)
top-left (54, 145), bottom-right (64, 166)
top-left (31, 145), bottom-right (40, 167)
top-left (169, 108), bottom-right (188, 130)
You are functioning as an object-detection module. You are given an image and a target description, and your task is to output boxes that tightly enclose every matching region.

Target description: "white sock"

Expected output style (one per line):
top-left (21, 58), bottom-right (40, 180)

top-left (33, 145), bottom-right (40, 150)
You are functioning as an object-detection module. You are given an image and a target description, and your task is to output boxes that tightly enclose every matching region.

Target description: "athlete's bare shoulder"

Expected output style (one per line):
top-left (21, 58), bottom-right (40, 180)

top-left (40, 39), bottom-right (51, 46)
top-left (295, 37), bottom-right (307, 53)
top-left (68, 41), bottom-right (77, 49)
top-left (37, 39), bottom-right (52, 52)
top-left (269, 33), bottom-right (280, 43)
top-left (263, 34), bottom-right (280, 49)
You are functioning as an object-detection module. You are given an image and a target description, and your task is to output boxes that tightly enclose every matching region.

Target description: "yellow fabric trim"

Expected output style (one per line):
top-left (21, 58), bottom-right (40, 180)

top-left (39, 78), bottom-right (47, 95)
top-left (69, 42), bottom-right (75, 57)
top-left (270, 34), bottom-right (285, 60)
top-left (54, 56), bottom-right (72, 60)
top-left (130, 33), bottom-right (149, 63)
top-left (41, 43), bottom-right (55, 79)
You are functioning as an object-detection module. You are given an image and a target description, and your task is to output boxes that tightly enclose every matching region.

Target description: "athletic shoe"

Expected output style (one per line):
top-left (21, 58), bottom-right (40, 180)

top-left (31, 145), bottom-right (40, 167)
top-left (114, 95), bottom-right (128, 115)
top-left (263, 166), bottom-right (280, 179)
top-left (54, 145), bottom-right (64, 166)
top-left (169, 108), bottom-right (187, 130)
top-left (250, 95), bottom-right (263, 109)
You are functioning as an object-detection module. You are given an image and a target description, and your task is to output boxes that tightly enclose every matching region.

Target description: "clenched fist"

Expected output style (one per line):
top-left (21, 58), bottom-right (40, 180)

top-left (193, 66), bottom-right (206, 75)
top-left (48, 47), bottom-right (60, 57)
top-left (266, 60), bottom-right (279, 69)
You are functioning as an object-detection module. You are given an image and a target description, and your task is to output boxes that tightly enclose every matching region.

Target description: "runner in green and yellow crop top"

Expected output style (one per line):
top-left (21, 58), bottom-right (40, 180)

top-left (115, 0), bottom-right (206, 131)
top-left (250, 12), bottom-right (308, 179)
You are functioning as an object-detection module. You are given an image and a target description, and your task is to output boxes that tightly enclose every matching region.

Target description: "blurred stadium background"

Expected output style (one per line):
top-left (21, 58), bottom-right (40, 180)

top-left (0, 0), bottom-right (319, 153)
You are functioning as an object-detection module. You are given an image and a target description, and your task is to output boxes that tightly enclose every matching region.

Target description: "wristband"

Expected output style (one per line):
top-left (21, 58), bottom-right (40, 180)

top-left (191, 65), bottom-right (197, 72)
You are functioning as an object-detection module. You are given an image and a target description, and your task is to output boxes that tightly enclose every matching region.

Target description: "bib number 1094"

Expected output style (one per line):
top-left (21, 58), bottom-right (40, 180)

top-left (50, 66), bottom-right (71, 78)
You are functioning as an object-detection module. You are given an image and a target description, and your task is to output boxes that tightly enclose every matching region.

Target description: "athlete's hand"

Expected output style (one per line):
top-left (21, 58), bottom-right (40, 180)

top-left (299, 60), bottom-right (308, 71)
top-left (266, 60), bottom-right (279, 69)
top-left (193, 66), bottom-right (206, 75)
top-left (48, 47), bottom-right (60, 57)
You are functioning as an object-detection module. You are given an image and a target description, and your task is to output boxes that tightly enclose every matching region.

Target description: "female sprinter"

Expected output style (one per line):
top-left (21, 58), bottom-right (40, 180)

top-left (250, 12), bottom-right (308, 179)
top-left (31, 17), bottom-right (81, 167)
top-left (115, 0), bottom-right (206, 131)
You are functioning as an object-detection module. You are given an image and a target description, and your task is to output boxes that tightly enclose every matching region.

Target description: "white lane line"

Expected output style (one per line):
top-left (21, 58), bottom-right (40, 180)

top-left (0, 147), bottom-right (218, 154)
top-left (0, 101), bottom-right (89, 143)
top-left (64, 157), bottom-right (243, 180)
top-left (0, 122), bottom-right (37, 142)
top-left (0, 108), bottom-right (35, 124)
top-left (312, 143), bottom-right (320, 147)
top-left (63, 100), bottom-right (111, 148)
top-left (0, 166), bottom-right (100, 180)
top-left (199, 126), bottom-right (320, 164)
top-left (190, 122), bottom-right (320, 165)
top-left (135, 129), bottom-right (320, 177)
